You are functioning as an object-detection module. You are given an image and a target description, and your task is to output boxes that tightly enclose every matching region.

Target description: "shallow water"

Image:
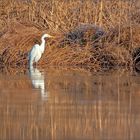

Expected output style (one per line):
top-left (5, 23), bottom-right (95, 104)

top-left (0, 67), bottom-right (140, 140)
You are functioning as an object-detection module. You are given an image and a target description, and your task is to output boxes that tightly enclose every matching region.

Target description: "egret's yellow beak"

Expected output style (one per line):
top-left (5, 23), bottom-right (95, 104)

top-left (49, 35), bottom-right (54, 38)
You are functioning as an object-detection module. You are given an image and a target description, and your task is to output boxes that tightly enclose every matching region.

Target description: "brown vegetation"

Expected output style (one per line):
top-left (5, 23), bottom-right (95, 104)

top-left (0, 0), bottom-right (140, 70)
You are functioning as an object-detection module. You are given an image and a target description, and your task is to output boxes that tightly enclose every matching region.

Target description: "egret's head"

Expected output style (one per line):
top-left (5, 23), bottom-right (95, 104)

top-left (42, 34), bottom-right (53, 39)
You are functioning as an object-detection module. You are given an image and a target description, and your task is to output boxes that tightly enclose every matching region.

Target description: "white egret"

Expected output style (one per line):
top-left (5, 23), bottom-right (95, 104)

top-left (29, 34), bottom-right (53, 67)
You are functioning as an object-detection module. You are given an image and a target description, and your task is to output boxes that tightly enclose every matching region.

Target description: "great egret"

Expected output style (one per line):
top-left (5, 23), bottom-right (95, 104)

top-left (29, 34), bottom-right (53, 67)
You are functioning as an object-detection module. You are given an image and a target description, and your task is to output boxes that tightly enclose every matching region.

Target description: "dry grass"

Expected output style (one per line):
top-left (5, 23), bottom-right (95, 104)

top-left (0, 0), bottom-right (140, 70)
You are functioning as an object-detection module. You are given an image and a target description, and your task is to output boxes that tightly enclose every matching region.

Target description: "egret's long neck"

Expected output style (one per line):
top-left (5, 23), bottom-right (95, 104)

top-left (40, 37), bottom-right (46, 53)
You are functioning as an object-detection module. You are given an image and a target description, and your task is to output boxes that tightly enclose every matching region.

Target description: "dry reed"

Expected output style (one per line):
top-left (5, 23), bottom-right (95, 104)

top-left (0, 0), bottom-right (140, 70)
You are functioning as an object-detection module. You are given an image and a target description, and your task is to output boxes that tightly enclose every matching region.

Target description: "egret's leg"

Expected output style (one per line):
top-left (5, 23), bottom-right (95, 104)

top-left (29, 57), bottom-right (34, 68)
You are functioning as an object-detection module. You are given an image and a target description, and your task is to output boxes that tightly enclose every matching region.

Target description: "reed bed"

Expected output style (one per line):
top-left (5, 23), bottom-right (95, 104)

top-left (0, 0), bottom-right (140, 70)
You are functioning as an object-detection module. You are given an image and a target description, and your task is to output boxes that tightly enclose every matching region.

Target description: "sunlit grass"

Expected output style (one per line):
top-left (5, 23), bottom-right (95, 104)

top-left (0, 0), bottom-right (140, 69)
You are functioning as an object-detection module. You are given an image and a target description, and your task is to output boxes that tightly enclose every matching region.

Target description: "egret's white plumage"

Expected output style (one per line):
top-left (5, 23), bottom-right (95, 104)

top-left (29, 34), bottom-right (53, 67)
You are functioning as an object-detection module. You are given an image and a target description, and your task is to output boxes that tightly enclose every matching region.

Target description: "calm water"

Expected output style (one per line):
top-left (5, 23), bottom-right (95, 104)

top-left (0, 67), bottom-right (140, 140)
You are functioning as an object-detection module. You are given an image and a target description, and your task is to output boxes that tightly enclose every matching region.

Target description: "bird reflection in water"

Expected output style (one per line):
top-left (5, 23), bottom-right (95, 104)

top-left (29, 67), bottom-right (48, 100)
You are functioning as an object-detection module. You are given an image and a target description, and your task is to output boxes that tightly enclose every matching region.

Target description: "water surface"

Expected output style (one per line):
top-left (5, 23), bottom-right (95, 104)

top-left (0, 67), bottom-right (140, 140)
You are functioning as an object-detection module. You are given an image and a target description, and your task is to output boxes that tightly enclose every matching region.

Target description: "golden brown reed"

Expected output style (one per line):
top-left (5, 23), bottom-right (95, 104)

top-left (0, 0), bottom-right (140, 70)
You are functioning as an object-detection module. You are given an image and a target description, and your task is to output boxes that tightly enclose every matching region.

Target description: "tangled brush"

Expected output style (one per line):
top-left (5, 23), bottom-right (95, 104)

top-left (0, 0), bottom-right (140, 70)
